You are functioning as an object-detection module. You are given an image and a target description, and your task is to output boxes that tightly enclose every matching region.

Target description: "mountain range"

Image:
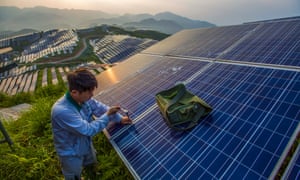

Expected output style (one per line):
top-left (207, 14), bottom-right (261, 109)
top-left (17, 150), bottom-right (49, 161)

top-left (0, 6), bottom-right (216, 34)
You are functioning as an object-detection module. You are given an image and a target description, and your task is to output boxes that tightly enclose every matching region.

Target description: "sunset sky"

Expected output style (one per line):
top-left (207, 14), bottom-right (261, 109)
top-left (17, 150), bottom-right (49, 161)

top-left (1, 0), bottom-right (299, 25)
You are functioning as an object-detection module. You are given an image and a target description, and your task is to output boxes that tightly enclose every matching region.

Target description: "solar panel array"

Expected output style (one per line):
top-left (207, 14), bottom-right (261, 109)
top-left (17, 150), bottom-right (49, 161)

top-left (144, 18), bottom-right (300, 67)
top-left (94, 17), bottom-right (300, 179)
top-left (219, 20), bottom-right (300, 66)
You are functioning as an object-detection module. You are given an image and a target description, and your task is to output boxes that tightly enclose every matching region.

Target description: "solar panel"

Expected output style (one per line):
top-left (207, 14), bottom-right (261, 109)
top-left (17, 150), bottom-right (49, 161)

top-left (143, 18), bottom-right (300, 67)
top-left (219, 20), bottom-right (300, 67)
top-left (184, 64), bottom-right (300, 179)
top-left (93, 17), bottom-right (300, 179)
top-left (143, 24), bottom-right (258, 58)
top-left (95, 57), bottom-right (299, 179)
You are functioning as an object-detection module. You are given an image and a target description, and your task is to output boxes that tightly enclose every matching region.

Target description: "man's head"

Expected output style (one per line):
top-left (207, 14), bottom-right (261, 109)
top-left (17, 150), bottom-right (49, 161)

top-left (67, 68), bottom-right (98, 103)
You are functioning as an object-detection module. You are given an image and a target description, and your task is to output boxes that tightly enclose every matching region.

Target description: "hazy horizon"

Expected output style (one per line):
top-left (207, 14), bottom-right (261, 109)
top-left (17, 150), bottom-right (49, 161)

top-left (0, 0), bottom-right (299, 26)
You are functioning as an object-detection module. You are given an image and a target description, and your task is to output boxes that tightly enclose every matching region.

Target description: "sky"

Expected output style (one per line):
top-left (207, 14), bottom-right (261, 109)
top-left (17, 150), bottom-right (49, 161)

top-left (1, 0), bottom-right (299, 25)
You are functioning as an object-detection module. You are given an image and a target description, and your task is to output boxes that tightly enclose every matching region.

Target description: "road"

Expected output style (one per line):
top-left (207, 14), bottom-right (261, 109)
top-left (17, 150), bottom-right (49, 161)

top-left (57, 37), bottom-right (88, 62)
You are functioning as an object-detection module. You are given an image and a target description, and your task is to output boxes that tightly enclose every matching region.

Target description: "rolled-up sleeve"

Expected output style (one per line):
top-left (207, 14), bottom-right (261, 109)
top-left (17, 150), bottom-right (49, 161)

top-left (88, 98), bottom-right (122, 123)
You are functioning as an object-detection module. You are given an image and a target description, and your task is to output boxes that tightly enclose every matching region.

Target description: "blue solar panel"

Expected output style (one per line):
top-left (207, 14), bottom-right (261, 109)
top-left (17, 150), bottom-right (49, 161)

top-left (168, 25), bottom-right (258, 58)
top-left (219, 19), bottom-right (300, 67)
top-left (144, 18), bottom-right (300, 67)
top-left (185, 64), bottom-right (300, 179)
top-left (144, 24), bottom-right (258, 58)
top-left (95, 57), bottom-right (300, 179)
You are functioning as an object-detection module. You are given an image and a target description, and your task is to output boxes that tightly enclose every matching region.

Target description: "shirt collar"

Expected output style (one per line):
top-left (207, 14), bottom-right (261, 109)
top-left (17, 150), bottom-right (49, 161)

top-left (65, 91), bottom-right (82, 112)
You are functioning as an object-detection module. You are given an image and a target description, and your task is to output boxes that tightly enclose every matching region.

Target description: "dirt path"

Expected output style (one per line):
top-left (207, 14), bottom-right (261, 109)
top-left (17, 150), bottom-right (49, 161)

top-left (58, 37), bottom-right (87, 62)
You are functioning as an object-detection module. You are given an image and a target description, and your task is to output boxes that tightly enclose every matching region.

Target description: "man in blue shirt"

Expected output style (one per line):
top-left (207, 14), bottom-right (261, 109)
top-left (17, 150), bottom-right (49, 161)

top-left (51, 68), bottom-right (132, 179)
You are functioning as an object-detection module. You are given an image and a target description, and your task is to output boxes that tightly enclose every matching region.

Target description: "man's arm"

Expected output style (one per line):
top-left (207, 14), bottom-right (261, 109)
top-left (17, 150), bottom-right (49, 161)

top-left (52, 108), bottom-right (111, 136)
top-left (87, 98), bottom-right (123, 122)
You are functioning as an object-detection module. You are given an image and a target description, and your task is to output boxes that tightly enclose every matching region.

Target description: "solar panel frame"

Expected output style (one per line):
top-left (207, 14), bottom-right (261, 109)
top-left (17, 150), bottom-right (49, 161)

top-left (281, 141), bottom-right (300, 180)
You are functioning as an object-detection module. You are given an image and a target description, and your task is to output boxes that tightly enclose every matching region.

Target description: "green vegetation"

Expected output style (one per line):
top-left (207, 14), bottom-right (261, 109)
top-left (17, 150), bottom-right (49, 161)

top-left (0, 92), bottom-right (32, 108)
top-left (0, 82), bottom-right (133, 180)
top-left (107, 26), bottom-right (169, 40)
top-left (77, 26), bottom-right (107, 39)
top-left (12, 40), bottom-right (32, 52)
top-left (76, 40), bottom-right (100, 63)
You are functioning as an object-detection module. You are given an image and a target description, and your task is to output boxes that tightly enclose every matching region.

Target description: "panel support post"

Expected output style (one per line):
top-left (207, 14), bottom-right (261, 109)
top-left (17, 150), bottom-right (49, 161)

top-left (0, 120), bottom-right (14, 151)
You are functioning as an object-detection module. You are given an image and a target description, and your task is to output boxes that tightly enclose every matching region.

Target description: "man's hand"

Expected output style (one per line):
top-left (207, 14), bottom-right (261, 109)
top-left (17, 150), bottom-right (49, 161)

top-left (121, 116), bottom-right (132, 125)
top-left (107, 106), bottom-right (132, 124)
top-left (106, 106), bottom-right (121, 115)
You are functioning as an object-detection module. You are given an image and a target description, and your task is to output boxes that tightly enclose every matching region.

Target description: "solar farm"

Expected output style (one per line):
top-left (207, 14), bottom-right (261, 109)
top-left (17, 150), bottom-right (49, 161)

top-left (0, 30), bottom-right (157, 95)
top-left (93, 17), bottom-right (300, 179)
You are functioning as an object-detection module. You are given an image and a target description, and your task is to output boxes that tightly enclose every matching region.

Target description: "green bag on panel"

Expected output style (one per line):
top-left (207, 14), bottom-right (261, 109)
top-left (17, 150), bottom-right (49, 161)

top-left (155, 84), bottom-right (212, 131)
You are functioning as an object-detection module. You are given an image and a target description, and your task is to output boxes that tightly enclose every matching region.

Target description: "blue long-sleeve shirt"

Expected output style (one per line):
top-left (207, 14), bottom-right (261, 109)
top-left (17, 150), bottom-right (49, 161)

top-left (51, 92), bottom-right (122, 156)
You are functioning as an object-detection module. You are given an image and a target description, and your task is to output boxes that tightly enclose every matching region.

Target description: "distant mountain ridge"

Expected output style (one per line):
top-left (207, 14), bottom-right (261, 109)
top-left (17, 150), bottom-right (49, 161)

top-left (123, 18), bottom-right (184, 34)
top-left (0, 29), bottom-right (39, 39)
top-left (0, 6), bottom-right (216, 34)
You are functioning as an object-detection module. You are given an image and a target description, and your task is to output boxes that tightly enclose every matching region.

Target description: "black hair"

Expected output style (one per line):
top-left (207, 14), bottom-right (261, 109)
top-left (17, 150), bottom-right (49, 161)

top-left (67, 68), bottom-right (98, 92)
